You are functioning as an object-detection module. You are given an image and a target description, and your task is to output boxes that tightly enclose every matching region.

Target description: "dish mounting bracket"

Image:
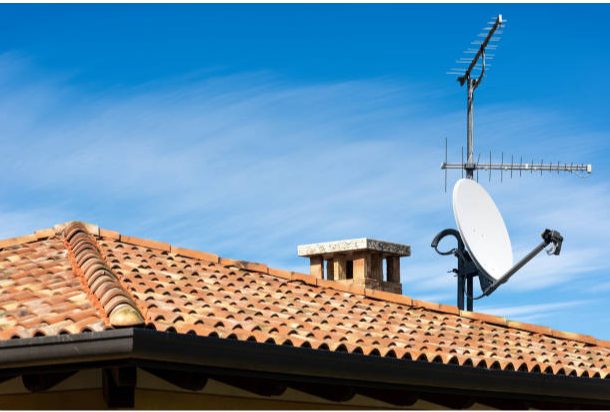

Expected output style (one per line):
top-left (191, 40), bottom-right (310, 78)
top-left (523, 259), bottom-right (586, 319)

top-left (431, 228), bottom-right (563, 311)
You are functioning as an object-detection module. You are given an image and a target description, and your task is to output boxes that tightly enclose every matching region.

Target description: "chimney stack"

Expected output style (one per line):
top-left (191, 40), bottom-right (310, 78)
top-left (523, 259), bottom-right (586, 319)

top-left (297, 238), bottom-right (410, 294)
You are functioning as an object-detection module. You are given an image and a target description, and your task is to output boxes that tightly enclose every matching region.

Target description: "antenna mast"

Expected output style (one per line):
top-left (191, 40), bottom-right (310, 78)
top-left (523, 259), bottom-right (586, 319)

top-left (461, 14), bottom-right (502, 178)
top-left (443, 14), bottom-right (592, 180)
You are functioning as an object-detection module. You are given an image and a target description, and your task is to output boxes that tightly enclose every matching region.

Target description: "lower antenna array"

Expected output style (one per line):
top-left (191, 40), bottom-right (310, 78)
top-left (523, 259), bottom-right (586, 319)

top-left (441, 138), bottom-right (592, 190)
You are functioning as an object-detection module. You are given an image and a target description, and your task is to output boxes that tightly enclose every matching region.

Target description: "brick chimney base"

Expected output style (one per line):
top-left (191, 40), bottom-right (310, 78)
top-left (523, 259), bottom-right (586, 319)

top-left (335, 279), bottom-right (402, 294)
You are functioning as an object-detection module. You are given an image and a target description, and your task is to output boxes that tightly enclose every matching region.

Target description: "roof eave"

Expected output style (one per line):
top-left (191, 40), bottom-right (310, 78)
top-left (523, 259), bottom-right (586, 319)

top-left (1, 328), bottom-right (610, 407)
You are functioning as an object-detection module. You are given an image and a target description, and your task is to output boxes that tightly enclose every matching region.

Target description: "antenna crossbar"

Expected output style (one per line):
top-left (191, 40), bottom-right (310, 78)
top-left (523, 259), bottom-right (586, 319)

top-left (442, 162), bottom-right (592, 174)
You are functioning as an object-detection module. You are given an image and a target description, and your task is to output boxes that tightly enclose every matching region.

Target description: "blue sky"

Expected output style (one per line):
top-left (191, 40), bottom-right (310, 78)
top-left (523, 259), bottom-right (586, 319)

top-left (1, 4), bottom-right (610, 338)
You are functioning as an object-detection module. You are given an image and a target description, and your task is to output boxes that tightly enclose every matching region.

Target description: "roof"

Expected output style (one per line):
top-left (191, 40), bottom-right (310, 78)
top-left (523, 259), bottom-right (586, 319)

top-left (1, 221), bottom-right (609, 380)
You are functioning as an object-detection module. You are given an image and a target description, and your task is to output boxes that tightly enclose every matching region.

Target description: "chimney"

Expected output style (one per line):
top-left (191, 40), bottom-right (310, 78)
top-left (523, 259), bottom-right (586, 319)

top-left (297, 238), bottom-right (410, 294)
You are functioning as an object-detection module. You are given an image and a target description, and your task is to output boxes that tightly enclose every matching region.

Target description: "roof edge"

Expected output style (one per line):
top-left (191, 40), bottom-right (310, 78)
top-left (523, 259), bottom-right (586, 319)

top-left (62, 222), bottom-right (145, 328)
top-left (1, 220), bottom-right (608, 349)
top-left (2, 329), bottom-right (609, 404)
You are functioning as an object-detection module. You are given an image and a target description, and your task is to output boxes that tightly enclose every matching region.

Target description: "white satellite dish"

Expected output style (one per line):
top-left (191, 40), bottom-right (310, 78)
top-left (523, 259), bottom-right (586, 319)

top-left (432, 179), bottom-right (564, 311)
top-left (452, 178), bottom-right (512, 281)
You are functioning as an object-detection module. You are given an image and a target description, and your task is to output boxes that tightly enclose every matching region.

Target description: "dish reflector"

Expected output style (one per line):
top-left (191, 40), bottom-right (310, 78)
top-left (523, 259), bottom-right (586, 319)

top-left (452, 179), bottom-right (513, 281)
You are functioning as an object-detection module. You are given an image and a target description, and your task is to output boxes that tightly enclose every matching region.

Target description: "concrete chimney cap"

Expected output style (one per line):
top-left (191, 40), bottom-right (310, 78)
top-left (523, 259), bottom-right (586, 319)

top-left (297, 238), bottom-right (411, 258)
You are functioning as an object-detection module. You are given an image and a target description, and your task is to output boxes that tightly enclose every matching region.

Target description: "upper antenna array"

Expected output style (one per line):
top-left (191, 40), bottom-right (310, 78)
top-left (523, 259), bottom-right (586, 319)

top-left (447, 14), bottom-right (505, 83)
top-left (442, 14), bottom-right (591, 185)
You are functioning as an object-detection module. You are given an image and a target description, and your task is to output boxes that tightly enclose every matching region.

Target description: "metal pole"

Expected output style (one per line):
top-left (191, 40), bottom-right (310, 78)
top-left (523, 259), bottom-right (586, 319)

top-left (466, 78), bottom-right (475, 179)
top-left (457, 273), bottom-right (465, 310)
top-left (466, 275), bottom-right (473, 311)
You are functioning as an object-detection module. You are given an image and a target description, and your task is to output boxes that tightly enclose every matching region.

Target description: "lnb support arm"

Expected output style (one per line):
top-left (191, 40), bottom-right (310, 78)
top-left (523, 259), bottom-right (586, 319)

top-left (478, 229), bottom-right (563, 298)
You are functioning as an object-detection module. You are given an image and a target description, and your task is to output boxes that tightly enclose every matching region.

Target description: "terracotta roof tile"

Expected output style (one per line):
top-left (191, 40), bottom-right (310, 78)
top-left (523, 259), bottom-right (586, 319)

top-left (1, 220), bottom-right (610, 380)
top-left (0, 234), bottom-right (105, 339)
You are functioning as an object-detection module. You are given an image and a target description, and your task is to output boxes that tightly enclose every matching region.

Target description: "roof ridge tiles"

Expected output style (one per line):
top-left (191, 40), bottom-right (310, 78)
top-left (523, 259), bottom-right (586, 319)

top-left (62, 221), bottom-right (144, 328)
top-left (1, 220), bottom-right (609, 350)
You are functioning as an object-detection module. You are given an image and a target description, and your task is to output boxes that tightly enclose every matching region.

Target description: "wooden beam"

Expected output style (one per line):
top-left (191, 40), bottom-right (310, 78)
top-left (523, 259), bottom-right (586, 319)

top-left (103, 367), bottom-right (135, 408)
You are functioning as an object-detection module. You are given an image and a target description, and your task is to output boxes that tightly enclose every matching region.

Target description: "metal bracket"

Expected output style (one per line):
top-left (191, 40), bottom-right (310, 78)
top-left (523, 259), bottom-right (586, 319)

top-left (432, 228), bottom-right (563, 310)
top-left (431, 229), bottom-right (477, 311)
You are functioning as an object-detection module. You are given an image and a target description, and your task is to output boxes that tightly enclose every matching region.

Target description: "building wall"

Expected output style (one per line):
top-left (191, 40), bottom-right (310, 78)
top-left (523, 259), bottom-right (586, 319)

top-left (0, 389), bottom-right (107, 410)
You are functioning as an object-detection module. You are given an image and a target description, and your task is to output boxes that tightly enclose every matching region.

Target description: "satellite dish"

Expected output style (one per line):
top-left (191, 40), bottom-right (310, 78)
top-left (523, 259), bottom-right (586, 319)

top-left (432, 179), bottom-right (564, 311)
top-left (452, 178), bottom-right (512, 282)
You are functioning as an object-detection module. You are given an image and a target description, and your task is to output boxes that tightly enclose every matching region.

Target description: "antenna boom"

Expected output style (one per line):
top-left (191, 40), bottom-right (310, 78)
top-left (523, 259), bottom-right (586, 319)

top-left (442, 162), bottom-right (592, 174)
top-left (458, 14), bottom-right (503, 86)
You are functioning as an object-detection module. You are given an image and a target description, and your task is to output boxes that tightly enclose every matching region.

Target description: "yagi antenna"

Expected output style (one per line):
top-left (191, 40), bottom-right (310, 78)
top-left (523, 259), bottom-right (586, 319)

top-left (433, 14), bottom-right (591, 311)
top-left (442, 14), bottom-right (592, 184)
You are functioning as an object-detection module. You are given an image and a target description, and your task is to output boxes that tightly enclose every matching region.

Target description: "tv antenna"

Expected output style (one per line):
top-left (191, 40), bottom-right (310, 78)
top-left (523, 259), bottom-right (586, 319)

top-left (442, 14), bottom-right (591, 187)
top-left (433, 15), bottom-right (588, 311)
